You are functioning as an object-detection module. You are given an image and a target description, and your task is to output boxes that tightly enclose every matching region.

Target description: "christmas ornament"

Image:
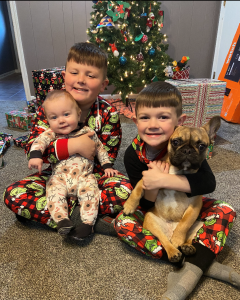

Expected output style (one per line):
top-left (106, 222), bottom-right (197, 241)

top-left (91, 28), bottom-right (99, 34)
top-left (96, 37), bottom-right (101, 44)
top-left (135, 33), bottom-right (144, 42)
top-left (96, 16), bottom-right (114, 28)
top-left (109, 43), bottom-right (119, 57)
top-left (151, 75), bottom-right (158, 82)
top-left (124, 7), bottom-right (131, 19)
top-left (141, 34), bottom-right (148, 43)
top-left (107, 1), bottom-right (130, 22)
top-left (136, 52), bottom-right (144, 62)
top-left (148, 47), bottom-right (155, 56)
top-left (140, 7), bottom-right (147, 17)
top-left (121, 30), bottom-right (127, 42)
top-left (146, 12), bottom-right (157, 32)
top-left (119, 56), bottom-right (127, 65)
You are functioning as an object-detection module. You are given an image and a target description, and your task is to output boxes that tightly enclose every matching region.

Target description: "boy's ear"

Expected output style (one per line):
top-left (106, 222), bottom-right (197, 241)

top-left (132, 116), bottom-right (138, 126)
top-left (62, 70), bottom-right (65, 79)
top-left (178, 114), bottom-right (186, 126)
top-left (100, 78), bottom-right (109, 93)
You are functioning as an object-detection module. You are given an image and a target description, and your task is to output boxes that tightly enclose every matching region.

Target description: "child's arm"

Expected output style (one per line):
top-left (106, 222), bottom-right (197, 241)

top-left (25, 106), bottom-right (96, 163)
top-left (142, 159), bottom-right (216, 196)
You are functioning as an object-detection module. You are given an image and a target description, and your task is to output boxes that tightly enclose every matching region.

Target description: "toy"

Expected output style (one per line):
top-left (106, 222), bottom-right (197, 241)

top-left (164, 66), bottom-right (173, 78)
top-left (173, 56), bottom-right (190, 72)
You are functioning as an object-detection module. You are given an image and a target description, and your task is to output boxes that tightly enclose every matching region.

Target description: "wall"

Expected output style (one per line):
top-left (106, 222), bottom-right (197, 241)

top-left (0, 1), bottom-right (17, 76)
top-left (15, 1), bottom-right (221, 96)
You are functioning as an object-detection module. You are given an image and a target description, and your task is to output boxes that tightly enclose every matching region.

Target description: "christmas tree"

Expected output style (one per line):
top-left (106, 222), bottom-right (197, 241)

top-left (87, 1), bottom-right (172, 103)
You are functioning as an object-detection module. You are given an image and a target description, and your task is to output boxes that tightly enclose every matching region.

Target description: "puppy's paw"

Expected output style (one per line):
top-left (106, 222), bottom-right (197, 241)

top-left (181, 243), bottom-right (196, 256)
top-left (171, 235), bottom-right (185, 249)
top-left (168, 249), bottom-right (182, 263)
top-left (123, 201), bottom-right (136, 215)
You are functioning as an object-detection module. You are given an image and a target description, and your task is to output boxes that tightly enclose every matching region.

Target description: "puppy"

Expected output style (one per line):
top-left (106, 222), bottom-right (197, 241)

top-left (123, 116), bottom-right (221, 262)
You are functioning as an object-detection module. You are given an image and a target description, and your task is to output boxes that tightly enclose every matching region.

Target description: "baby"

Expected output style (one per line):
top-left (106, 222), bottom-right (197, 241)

top-left (28, 90), bottom-right (118, 240)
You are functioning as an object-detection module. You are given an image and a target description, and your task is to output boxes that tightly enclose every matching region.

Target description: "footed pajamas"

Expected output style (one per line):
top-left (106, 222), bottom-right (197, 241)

top-left (30, 126), bottom-right (111, 225)
top-left (4, 97), bottom-right (132, 228)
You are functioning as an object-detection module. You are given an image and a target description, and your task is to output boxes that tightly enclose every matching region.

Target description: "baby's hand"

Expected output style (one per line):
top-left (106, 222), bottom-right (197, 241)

top-left (28, 158), bottom-right (43, 174)
top-left (104, 168), bottom-right (119, 177)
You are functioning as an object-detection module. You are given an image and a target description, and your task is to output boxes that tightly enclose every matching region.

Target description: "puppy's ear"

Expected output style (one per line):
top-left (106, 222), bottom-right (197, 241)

top-left (202, 116), bottom-right (221, 141)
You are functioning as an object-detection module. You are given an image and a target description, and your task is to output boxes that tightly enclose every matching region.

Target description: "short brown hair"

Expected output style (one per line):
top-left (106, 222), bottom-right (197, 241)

top-left (43, 90), bottom-right (81, 116)
top-left (135, 81), bottom-right (182, 117)
top-left (66, 42), bottom-right (108, 79)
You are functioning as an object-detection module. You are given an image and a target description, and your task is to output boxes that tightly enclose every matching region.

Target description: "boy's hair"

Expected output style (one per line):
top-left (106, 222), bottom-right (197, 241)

top-left (135, 81), bottom-right (183, 117)
top-left (66, 42), bottom-right (108, 79)
top-left (43, 90), bottom-right (81, 116)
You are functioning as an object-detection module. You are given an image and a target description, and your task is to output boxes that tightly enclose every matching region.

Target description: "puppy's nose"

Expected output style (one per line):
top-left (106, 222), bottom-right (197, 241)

top-left (183, 148), bottom-right (191, 155)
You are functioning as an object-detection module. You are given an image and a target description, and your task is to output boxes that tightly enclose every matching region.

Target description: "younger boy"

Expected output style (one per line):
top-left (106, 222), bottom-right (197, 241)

top-left (114, 81), bottom-right (238, 299)
top-left (28, 90), bottom-right (118, 239)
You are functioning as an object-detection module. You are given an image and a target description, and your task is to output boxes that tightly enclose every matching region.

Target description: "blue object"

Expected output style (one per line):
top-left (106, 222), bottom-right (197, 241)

top-left (92, 1), bottom-right (98, 3)
top-left (148, 47), bottom-right (156, 56)
top-left (119, 56), bottom-right (127, 65)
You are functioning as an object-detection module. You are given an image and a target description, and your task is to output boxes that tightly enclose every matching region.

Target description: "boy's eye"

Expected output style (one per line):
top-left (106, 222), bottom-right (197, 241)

top-left (159, 115), bottom-right (169, 119)
top-left (139, 116), bottom-right (149, 120)
top-left (88, 75), bottom-right (95, 78)
top-left (64, 113), bottom-right (69, 117)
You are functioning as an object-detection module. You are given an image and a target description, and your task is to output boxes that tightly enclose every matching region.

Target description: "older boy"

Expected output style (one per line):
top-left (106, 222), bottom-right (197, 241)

top-left (4, 42), bottom-right (132, 239)
top-left (114, 82), bottom-right (239, 299)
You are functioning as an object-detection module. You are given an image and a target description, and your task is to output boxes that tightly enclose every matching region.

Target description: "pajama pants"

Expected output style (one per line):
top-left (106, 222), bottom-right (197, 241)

top-left (3, 165), bottom-right (132, 229)
top-left (46, 156), bottom-right (100, 225)
top-left (114, 197), bottom-right (236, 257)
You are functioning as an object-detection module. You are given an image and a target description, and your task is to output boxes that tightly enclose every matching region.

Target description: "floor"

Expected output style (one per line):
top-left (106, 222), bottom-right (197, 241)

top-left (0, 73), bottom-right (27, 101)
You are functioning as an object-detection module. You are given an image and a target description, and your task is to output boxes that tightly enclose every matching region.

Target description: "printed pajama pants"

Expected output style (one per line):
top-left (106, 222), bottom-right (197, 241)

top-left (114, 197), bottom-right (236, 257)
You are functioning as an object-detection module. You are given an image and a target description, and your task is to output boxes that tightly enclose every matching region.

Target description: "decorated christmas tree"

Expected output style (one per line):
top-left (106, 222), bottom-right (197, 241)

top-left (87, 1), bottom-right (172, 103)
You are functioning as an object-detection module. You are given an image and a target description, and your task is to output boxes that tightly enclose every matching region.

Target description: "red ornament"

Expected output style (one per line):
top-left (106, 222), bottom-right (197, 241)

top-left (158, 10), bottom-right (163, 16)
top-left (96, 37), bottom-right (101, 43)
top-left (136, 53), bottom-right (144, 62)
top-left (141, 34), bottom-right (148, 43)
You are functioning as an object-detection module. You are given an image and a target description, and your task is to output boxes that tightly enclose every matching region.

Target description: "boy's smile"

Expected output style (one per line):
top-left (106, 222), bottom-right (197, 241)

top-left (62, 60), bottom-right (109, 110)
top-left (134, 106), bottom-right (185, 151)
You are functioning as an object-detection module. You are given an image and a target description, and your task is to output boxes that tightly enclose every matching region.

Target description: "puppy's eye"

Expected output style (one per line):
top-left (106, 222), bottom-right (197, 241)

top-left (171, 139), bottom-right (180, 147)
top-left (199, 144), bottom-right (206, 151)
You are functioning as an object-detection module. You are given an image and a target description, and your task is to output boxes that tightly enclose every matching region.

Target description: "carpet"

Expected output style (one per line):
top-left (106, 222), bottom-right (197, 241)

top-left (0, 100), bottom-right (240, 300)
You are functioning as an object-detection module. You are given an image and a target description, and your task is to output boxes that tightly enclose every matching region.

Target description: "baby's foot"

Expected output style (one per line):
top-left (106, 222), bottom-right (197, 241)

top-left (68, 223), bottom-right (93, 240)
top-left (57, 218), bottom-right (74, 236)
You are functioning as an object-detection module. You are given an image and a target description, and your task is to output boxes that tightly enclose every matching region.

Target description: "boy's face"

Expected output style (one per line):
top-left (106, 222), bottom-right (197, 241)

top-left (133, 106), bottom-right (186, 150)
top-left (45, 95), bottom-right (80, 135)
top-left (62, 60), bottom-right (109, 109)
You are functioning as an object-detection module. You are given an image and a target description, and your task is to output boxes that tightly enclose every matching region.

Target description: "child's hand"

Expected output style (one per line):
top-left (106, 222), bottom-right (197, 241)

top-left (68, 131), bottom-right (96, 160)
top-left (142, 160), bottom-right (169, 190)
top-left (104, 168), bottom-right (119, 177)
top-left (28, 158), bottom-right (43, 174)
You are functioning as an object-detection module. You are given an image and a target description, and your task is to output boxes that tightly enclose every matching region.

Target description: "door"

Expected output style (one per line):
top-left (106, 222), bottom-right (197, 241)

top-left (211, 1), bottom-right (240, 80)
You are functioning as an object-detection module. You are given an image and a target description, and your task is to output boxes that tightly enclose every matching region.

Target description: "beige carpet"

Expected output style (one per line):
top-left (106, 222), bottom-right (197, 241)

top-left (0, 100), bottom-right (239, 299)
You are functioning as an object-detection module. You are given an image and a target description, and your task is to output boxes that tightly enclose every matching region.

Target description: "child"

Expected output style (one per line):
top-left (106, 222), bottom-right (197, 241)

top-left (4, 42), bottom-right (132, 238)
top-left (114, 81), bottom-right (239, 299)
top-left (28, 90), bottom-right (118, 239)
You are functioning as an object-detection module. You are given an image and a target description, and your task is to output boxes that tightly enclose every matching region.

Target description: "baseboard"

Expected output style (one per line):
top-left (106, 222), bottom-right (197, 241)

top-left (0, 70), bottom-right (17, 79)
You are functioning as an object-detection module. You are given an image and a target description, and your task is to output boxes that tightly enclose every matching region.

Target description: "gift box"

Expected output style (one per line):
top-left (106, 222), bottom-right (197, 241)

top-left (32, 67), bottom-right (65, 107)
top-left (165, 79), bottom-right (226, 127)
top-left (13, 135), bottom-right (29, 148)
top-left (172, 67), bottom-right (190, 80)
top-left (0, 132), bottom-right (13, 156)
top-left (5, 109), bottom-right (36, 131)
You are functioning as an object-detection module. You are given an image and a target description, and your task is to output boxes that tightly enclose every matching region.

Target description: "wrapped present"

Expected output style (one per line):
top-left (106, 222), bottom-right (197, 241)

top-left (206, 142), bottom-right (214, 160)
top-left (0, 132), bottom-right (13, 156)
top-left (26, 99), bottom-right (37, 113)
top-left (172, 67), bottom-right (190, 80)
top-left (13, 135), bottom-right (29, 148)
top-left (32, 67), bottom-right (65, 107)
top-left (5, 109), bottom-right (36, 131)
top-left (165, 79), bottom-right (226, 127)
